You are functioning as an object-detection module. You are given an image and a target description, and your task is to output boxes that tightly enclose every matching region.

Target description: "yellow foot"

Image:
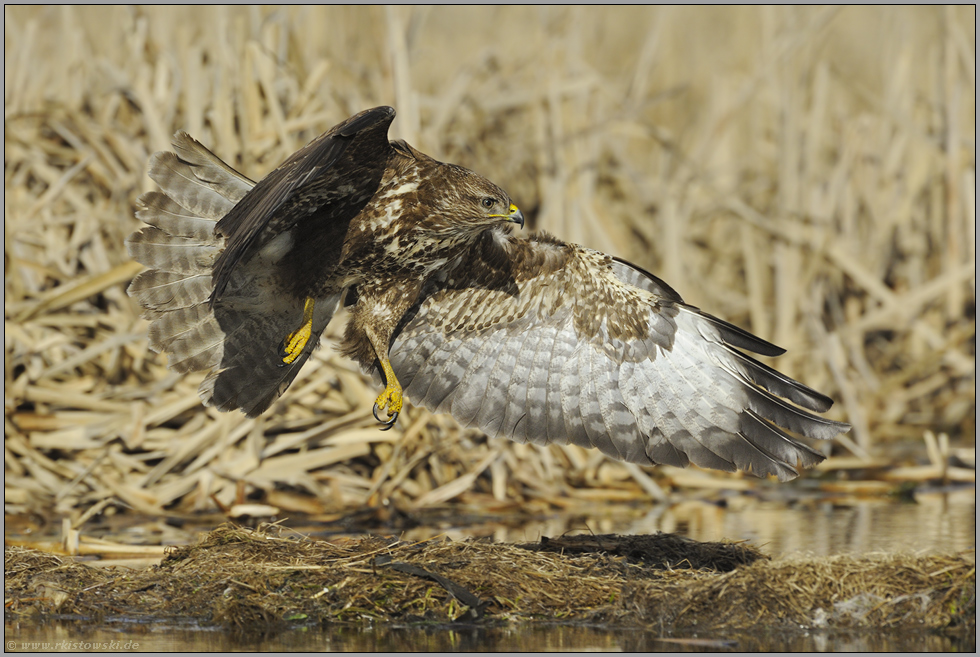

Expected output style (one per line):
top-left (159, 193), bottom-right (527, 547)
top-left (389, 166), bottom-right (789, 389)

top-left (372, 358), bottom-right (403, 431)
top-left (279, 297), bottom-right (316, 365)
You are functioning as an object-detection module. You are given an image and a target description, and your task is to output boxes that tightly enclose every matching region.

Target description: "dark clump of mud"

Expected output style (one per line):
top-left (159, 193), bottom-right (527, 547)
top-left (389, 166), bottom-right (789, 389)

top-left (5, 524), bottom-right (975, 634)
top-left (521, 532), bottom-right (765, 572)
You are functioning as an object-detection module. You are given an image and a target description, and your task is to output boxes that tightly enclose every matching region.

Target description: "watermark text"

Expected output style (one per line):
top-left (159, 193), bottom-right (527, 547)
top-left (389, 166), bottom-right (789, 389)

top-left (7, 640), bottom-right (141, 651)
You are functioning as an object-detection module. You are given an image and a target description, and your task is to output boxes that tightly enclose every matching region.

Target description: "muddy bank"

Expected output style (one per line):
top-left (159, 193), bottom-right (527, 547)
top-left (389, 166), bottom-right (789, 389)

top-left (5, 524), bottom-right (974, 634)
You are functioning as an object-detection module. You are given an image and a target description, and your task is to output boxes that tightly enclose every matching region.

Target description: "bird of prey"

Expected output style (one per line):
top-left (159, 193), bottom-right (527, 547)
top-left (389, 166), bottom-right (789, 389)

top-left (127, 106), bottom-right (850, 481)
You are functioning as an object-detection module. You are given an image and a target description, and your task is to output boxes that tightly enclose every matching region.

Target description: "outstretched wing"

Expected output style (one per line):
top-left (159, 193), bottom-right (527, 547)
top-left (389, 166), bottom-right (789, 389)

top-left (388, 231), bottom-right (850, 481)
top-left (211, 105), bottom-right (396, 301)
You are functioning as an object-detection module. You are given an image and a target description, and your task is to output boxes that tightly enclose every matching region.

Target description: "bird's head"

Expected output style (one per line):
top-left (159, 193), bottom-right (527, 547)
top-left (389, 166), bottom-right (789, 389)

top-left (467, 180), bottom-right (525, 230)
top-left (424, 164), bottom-right (524, 236)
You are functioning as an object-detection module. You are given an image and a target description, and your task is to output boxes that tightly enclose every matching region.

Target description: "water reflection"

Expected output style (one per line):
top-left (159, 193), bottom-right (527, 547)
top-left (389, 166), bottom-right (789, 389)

top-left (4, 619), bottom-right (973, 652)
top-left (371, 488), bottom-right (975, 558)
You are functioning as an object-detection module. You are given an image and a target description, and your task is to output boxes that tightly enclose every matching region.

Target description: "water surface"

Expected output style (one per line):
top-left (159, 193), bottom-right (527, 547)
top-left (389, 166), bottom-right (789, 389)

top-left (4, 619), bottom-right (972, 652)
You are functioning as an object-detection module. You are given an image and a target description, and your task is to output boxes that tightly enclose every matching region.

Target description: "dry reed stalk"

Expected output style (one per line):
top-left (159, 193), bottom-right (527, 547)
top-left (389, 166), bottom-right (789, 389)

top-left (3, 6), bottom-right (975, 523)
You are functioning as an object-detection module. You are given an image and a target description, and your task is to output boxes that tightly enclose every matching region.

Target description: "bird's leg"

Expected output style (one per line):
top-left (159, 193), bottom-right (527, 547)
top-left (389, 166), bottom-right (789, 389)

top-left (350, 280), bottom-right (424, 431)
top-left (279, 297), bottom-right (316, 365)
top-left (372, 356), bottom-right (403, 430)
top-left (365, 327), bottom-right (402, 430)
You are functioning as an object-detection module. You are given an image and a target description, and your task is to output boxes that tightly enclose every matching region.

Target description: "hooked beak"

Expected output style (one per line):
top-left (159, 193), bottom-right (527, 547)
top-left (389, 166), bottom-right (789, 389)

top-left (496, 203), bottom-right (524, 229)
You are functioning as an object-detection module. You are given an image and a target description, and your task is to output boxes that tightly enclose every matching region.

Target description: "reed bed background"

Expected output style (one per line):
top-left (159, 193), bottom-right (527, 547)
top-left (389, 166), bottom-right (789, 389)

top-left (4, 6), bottom-right (975, 523)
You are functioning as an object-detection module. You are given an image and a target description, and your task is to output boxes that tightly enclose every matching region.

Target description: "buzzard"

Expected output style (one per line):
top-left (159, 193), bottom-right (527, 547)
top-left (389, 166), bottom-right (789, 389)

top-left (127, 106), bottom-right (850, 481)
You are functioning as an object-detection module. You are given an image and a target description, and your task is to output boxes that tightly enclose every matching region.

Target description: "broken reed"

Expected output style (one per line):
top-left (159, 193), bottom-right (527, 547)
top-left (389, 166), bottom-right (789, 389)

top-left (4, 6), bottom-right (975, 519)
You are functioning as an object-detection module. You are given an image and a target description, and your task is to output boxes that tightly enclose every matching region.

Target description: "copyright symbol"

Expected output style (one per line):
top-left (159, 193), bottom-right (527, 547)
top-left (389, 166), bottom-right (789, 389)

top-left (6, 642), bottom-right (14, 650)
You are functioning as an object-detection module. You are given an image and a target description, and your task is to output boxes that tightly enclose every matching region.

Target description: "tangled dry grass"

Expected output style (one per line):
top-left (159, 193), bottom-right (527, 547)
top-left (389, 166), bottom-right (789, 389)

top-left (4, 6), bottom-right (976, 521)
top-left (4, 524), bottom-right (975, 632)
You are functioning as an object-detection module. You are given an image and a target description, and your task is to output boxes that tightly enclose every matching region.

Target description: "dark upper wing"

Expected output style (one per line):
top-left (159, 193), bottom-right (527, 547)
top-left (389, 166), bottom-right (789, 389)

top-left (387, 231), bottom-right (850, 481)
top-left (210, 106), bottom-right (396, 301)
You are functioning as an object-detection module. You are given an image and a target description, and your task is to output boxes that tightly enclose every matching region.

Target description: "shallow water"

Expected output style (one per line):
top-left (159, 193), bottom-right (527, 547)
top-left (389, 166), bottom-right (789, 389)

top-left (2, 618), bottom-right (974, 652)
top-left (316, 486), bottom-right (976, 558)
top-left (5, 487), bottom-right (975, 652)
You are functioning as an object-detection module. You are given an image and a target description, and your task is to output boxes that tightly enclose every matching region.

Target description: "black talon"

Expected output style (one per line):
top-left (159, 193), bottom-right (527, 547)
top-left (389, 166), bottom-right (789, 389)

top-left (373, 402), bottom-right (398, 430)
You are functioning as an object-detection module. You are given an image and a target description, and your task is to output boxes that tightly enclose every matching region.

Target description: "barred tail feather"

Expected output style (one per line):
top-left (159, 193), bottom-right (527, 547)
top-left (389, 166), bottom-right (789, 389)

top-left (126, 226), bottom-right (221, 274)
top-left (128, 132), bottom-right (337, 417)
top-left (127, 270), bottom-right (212, 314)
top-left (135, 191), bottom-right (222, 241)
top-left (170, 131), bottom-right (254, 202)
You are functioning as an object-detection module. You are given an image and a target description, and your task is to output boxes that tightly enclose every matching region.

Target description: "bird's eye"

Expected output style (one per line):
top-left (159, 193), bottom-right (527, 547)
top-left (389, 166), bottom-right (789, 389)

top-left (481, 197), bottom-right (496, 209)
